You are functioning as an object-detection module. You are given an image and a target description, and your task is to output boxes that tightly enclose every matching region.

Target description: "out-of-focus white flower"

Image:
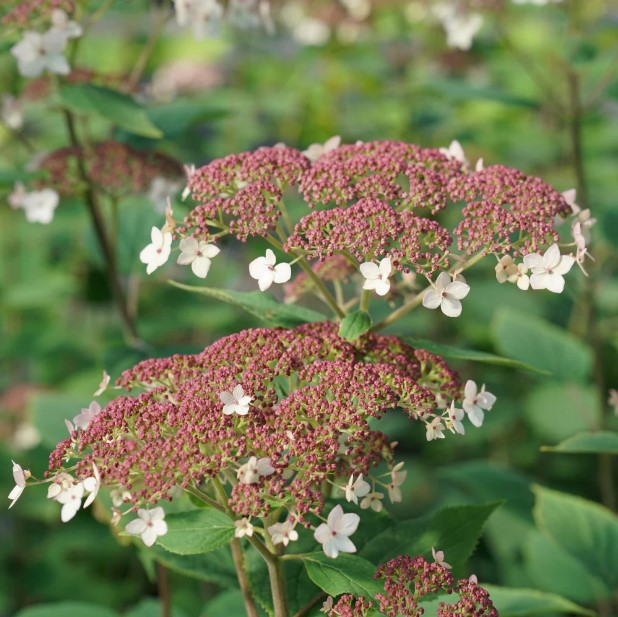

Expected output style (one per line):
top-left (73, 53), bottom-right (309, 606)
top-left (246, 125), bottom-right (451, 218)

top-left (249, 249), bottom-right (292, 291)
top-left (432, 4), bottom-right (483, 51)
top-left (462, 380), bottom-right (496, 428)
top-left (562, 188), bottom-right (596, 239)
top-left (11, 30), bottom-right (70, 78)
top-left (439, 139), bottom-right (468, 165)
top-left (1, 95), bottom-right (24, 130)
top-left (475, 158), bottom-right (484, 172)
top-left (220, 384), bottom-right (252, 416)
top-left (422, 272), bottom-right (470, 317)
top-left (13, 423), bottom-right (41, 450)
top-left (173, 0), bottom-right (224, 40)
top-left (125, 507), bottom-right (168, 546)
top-left (268, 520), bottom-right (298, 546)
top-left (523, 244), bottom-right (574, 293)
top-left (73, 401), bottom-right (101, 431)
top-left (235, 517), bottom-right (254, 538)
top-left (140, 226), bottom-right (172, 275)
top-left (8, 461), bottom-right (30, 508)
top-left (111, 489), bottom-right (132, 508)
top-left (360, 257), bottom-right (392, 297)
top-left (94, 371), bottom-right (110, 397)
top-left (314, 505), bottom-right (359, 558)
top-left (148, 177), bottom-right (181, 213)
top-left (177, 237), bottom-right (220, 278)
top-left (303, 135), bottom-right (341, 162)
top-left (360, 491), bottom-right (384, 512)
top-left (445, 401), bottom-right (465, 435)
top-left (10, 186), bottom-right (59, 224)
top-left (50, 9), bottom-right (83, 41)
top-left (432, 546), bottom-right (452, 569)
top-left (343, 474), bottom-right (370, 505)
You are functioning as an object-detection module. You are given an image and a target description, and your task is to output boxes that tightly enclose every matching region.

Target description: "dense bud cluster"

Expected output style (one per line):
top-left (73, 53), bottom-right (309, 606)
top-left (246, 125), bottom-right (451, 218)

top-left (1, 0), bottom-right (73, 25)
top-left (48, 322), bottom-right (462, 523)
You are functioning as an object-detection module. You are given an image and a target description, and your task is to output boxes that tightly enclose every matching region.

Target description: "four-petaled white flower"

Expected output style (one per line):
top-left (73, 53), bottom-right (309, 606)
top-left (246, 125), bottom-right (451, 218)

top-left (432, 4), bottom-right (483, 50)
top-left (360, 491), bottom-right (384, 512)
top-left (82, 463), bottom-right (101, 509)
top-left (249, 249), bottom-right (292, 291)
top-left (426, 417), bottom-right (446, 442)
top-left (73, 401), bottom-right (101, 430)
top-left (125, 507), bottom-right (168, 546)
top-left (140, 226), bottom-right (172, 275)
top-left (8, 461), bottom-right (29, 508)
top-left (94, 371), bottom-right (110, 396)
top-left (387, 462), bottom-right (407, 503)
top-left (439, 139), bottom-right (468, 165)
top-left (237, 456), bottom-right (275, 484)
top-left (234, 517), bottom-right (254, 538)
top-left (343, 474), bottom-right (370, 505)
top-left (422, 272), bottom-right (470, 317)
top-left (177, 237), bottom-right (220, 278)
top-left (268, 520), bottom-right (298, 546)
top-left (11, 30), bottom-right (70, 78)
top-left (56, 481), bottom-right (85, 522)
top-left (303, 135), bottom-right (341, 162)
top-left (314, 505), bottom-right (360, 559)
top-left (462, 380), bottom-right (496, 428)
top-left (495, 255), bottom-right (519, 284)
top-left (11, 188), bottom-right (60, 224)
top-left (445, 401), bottom-right (465, 435)
top-left (220, 384), bottom-right (252, 416)
top-left (432, 546), bottom-right (452, 569)
top-left (523, 244), bottom-right (574, 294)
top-left (320, 596), bottom-right (334, 614)
top-left (360, 257), bottom-right (392, 297)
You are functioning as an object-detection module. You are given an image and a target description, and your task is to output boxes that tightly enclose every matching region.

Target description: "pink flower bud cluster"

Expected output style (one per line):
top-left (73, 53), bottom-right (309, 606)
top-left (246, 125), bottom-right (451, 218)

top-left (47, 322), bottom-right (461, 523)
top-left (285, 198), bottom-right (452, 275)
top-left (2, 0), bottom-right (74, 25)
top-left (449, 165), bottom-right (570, 257)
top-left (438, 579), bottom-right (498, 616)
top-left (180, 146), bottom-right (309, 241)
top-left (329, 594), bottom-right (374, 617)
top-left (37, 141), bottom-right (183, 198)
top-left (284, 254), bottom-right (354, 303)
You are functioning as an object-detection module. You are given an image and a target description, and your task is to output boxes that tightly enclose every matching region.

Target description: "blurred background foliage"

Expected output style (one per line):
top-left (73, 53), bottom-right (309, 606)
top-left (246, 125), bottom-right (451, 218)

top-left (0, 0), bottom-right (617, 616)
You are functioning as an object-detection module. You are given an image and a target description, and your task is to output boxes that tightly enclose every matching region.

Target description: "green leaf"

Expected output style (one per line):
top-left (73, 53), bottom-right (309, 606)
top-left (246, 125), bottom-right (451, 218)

top-left (169, 281), bottom-right (328, 327)
top-left (533, 485), bottom-right (618, 592)
top-left (339, 310), bottom-right (372, 341)
top-left (199, 591), bottom-right (248, 617)
top-left (541, 431), bottom-right (618, 455)
top-left (302, 553), bottom-right (383, 598)
top-left (59, 84), bottom-right (163, 139)
top-left (407, 338), bottom-right (547, 373)
top-left (492, 309), bottom-right (593, 380)
top-left (360, 502), bottom-right (500, 570)
top-left (156, 508), bottom-right (235, 555)
top-left (429, 78), bottom-right (539, 109)
top-left (124, 599), bottom-right (188, 617)
top-left (149, 545), bottom-right (237, 587)
top-left (147, 101), bottom-right (229, 138)
top-left (482, 585), bottom-right (596, 616)
top-left (15, 603), bottom-right (118, 617)
top-left (30, 393), bottom-right (88, 448)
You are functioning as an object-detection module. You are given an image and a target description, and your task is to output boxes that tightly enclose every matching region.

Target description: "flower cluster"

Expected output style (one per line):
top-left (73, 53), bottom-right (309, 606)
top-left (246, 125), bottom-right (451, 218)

top-left (2, 0), bottom-right (74, 26)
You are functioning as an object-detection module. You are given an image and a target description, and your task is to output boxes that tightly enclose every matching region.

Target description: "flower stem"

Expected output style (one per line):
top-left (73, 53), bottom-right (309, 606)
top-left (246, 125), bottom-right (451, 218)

top-left (266, 553), bottom-right (290, 617)
top-left (230, 538), bottom-right (260, 617)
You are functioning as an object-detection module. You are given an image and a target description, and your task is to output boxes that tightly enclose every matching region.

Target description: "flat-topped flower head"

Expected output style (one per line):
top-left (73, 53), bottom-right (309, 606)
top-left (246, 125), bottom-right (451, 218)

top-left (249, 249), bottom-right (292, 291)
top-left (140, 226), bottom-right (172, 275)
top-left (314, 504), bottom-right (360, 558)
top-left (360, 491), bottom-right (384, 512)
top-left (422, 272), bottom-right (470, 318)
top-left (125, 507), bottom-right (168, 547)
top-left (177, 237), bottom-right (220, 278)
top-left (268, 520), bottom-right (298, 546)
top-left (463, 380), bottom-right (496, 428)
top-left (360, 257), bottom-right (392, 296)
top-left (220, 384), bottom-right (252, 416)
top-left (523, 244), bottom-right (574, 293)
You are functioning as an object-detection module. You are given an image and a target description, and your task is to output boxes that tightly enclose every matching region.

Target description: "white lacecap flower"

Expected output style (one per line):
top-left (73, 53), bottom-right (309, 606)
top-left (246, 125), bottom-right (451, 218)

top-left (234, 517), bottom-right (255, 538)
top-left (11, 30), bottom-right (70, 78)
top-left (343, 474), bottom-right (370, 505)
top-left (432, 3), bottom-right (483, 51)
top-left (422, 272), bottom-right (470, 317)
top-left (360, 491), bottom-right (384, 512)
top-left (82, 463), bottom-right (101, 508)
top-left (446, 401), bottom-right (465, 435)
top-left (237, 456), bottom-right (275, 484)
top-left (73, 401), bottom-right (101, 431)
top-left (425, 417), bottom-right (446, 442)
top-left (125, 507), bottom-right (168, 546)
top-left (140, 226), bottom-right (173, 275)
top-left (56, 481), bottom-right (84, 522)
top-left (462, 380), bottom-right (496, 428)
top-left (320, 596), bottom-right (334, 614)
top-left (314, 505), bottom-right (359, 558)
top-left (8, 461), bottom-right (29, 509)
top-left (360, 257), bottom-right (392, 296)
top-left (523, 244), bottom-right (574, 294)
top-left (303, 135), bottom-right (341, 162)
top-left (387, 462), bottom-right (407, 502)
top-left (432, 546), bottom-right (452, 569)
top-left (268, 520), bottom-right (298, 546)
top-left (249, 249), bottom-right (292, 291)
top-left (220, 384), bottom-right (252, 416)
top-left (11, 188), bottom-right (59, 224)
top-left (177, 237), bottom-right (220, 278)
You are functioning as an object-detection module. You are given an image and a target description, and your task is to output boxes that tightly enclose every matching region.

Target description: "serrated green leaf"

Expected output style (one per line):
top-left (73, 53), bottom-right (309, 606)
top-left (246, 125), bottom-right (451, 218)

top-left (339, 310), bottom-right (372, 341)
top-left (169, 281), bottom-right (328, 327)
top-left (541, 431), bottom-right (618, 454)
top-left (59, 84), bottom-right (163, 138)
top-left (156, 508), bottom-right (235, 555)
top-left (407, 338), bottom-right (547, 373)
top-left (360, 502), bottom-right (500, 570)
top-left (302, 553), bottom-right (383, 598)
top-left (533, 485), bottom-right (618, 593)
top-left (15, 603), bottom-right (119, 617)
top-left (492, 309), bottom-right (593, 381)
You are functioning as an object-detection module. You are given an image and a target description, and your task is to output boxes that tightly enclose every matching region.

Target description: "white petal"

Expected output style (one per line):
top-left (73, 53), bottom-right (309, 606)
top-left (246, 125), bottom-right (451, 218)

top-left (322, 538), bottom-right (339, 559)
top-left (553, 255), bottom-right (575, 276)
top-left (464, 380), bottom-right (478, 401)
top-left (362, 278), bottom-right (377, 291)
top-left (441, 296), bottom-right (462, 318)
top-left (141, 526), bottom-right (158, 547)
top-left (258, 270), bottom-right (275, 291)
top-left (374, 278), bottom-right (391, 296)
top-left (464, 404), bottom-right (484, 428)
top-left (434, 272), bottom-right (451, 292)
top-left (273, 263), bottom-right (291, 284)
top-left (529, 273), bottom-right (548, 290)
top-left (478, 391), bottom-right (496, 410)
top-left (249, 256), bottom-right (268, 280)
top-left (232, 384), bottom-right (245, 400)
top-left (523, 253), bottom-right (543, 270)
top-left (422, 289), bottom-right (442, 310)
top-left (178, 237), bottom-right (198, 255)
top-left (264, 249), bottom-right (276, 266)
top-left (152, 519), bottom-right (168, 535)
top-left (222, 403), bottom-right (236, 415)
top-left (61, 501), bottom-right (81, 522)
top-left (314, 522), bottom-right (332, 544)
top-left (359, 262), bottom-right (379, 280)
top-left (201, 244), bottom-right (220, 259)
top-left (45, 53), bottom-right (70, 75)
top-left (445, 281), bottom-right (470, 300)
top-left (8, 485), bottom-right (24, 508)
top-left (192, 256), bottom-right (212, 278)
top-left (378, 257), bottom-right (392, 277)
top-left (517, 275), bottom-right (530, 291)
top-left (543, 244), bottom-right (561, 269)
top-left (334, 512), bottom-right (360, 536)
top-left (334, 536), bottom-right (357, 554)
top-left (544, 274), bottom-right (565, 294)
top-left (125, 518), bottom-right (148, 535)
